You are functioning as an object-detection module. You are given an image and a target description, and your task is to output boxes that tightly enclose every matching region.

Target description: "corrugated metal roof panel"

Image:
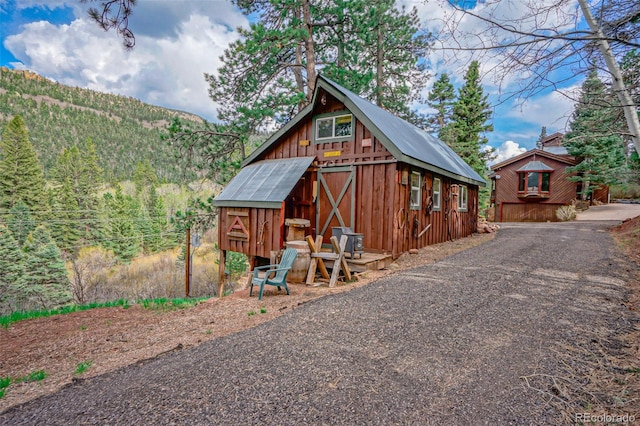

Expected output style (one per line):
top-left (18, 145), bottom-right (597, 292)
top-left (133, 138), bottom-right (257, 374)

top-left (212, 157), bottom-right (315, 208)
top-left (516, 160), bottom-right (554, 172)
top-left (324, 77), bottom-right (486, 186)
top-left (542, 146), bottom-right (569, 155)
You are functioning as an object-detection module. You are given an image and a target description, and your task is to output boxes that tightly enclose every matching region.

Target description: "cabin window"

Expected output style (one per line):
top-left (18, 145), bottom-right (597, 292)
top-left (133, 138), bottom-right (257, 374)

top-left (518, 172), bottom-right (551, 194)
top-left (432, 178), bottom-right (441, 211)
top-left (314, 112), bottom-right (354, 142)
top-left (458, 185), bottom-right (468, 211)
top-left (410, 171), bottom-right (421, 210)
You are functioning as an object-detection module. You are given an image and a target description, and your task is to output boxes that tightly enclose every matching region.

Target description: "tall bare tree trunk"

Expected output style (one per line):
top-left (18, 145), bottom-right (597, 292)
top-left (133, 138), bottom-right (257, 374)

top-left (376, 23), bottom-right (384, 108)
top-left (293, 5), bottom-right (305, 112)
top-left (578, 0), bottom-right (640, 156)
top-left (302, 0), bottom-right (316, 104)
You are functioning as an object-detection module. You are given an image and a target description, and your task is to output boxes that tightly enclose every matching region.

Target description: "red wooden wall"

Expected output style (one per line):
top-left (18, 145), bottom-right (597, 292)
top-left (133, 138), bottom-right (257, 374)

top-left (218, 90), bottom-right (479, 259)
top-left (492, 154), bottom-right (577, 222)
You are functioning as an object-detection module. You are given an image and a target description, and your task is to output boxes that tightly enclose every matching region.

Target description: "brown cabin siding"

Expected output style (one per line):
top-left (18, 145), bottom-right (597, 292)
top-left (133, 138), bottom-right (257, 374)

top-left (218, 94), bottom-right (479, 260)
top-left (492, 153), bottom-right (577, 222)
top-left (218, 207), bottom-right (283, 258)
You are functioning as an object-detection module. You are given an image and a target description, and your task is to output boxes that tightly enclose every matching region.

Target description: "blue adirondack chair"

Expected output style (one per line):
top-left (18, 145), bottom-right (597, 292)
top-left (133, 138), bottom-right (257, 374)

top-left (250, 248), bottom-right (298, 300)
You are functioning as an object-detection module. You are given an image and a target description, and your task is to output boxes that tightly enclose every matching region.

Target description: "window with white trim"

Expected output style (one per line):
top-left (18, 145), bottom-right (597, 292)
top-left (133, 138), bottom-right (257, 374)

top-left (458, 185), bottom-right (468, 211)
top-left (432, 178), bottom-right (441, 210)
top-left (410, 171), bottom-right (421, 210)
top-left (314, 113), bottom-right (353, 142)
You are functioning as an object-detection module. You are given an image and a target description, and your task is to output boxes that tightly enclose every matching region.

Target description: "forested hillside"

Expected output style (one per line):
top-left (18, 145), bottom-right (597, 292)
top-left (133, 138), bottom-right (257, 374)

top-left (0, 67), bottom-right (204, 182)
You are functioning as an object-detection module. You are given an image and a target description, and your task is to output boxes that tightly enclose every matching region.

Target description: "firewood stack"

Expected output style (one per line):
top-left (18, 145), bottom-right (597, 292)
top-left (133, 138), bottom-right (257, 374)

top-left (477, 218), bottom-right (500, 234)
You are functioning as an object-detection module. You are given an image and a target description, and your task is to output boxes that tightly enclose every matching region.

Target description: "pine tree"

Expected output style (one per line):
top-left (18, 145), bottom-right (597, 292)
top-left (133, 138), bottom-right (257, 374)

top-left (321, 0), bottom-right (431, 125)
top-left (207, 0), bottom-right (431, 134)
top-left (447, 61), bottom-right (494, 176)
top-left (21, 225), bottom-right (73, 311)
top-left (148, 185), bottom-right (174, 251)
top-left (7, 201), bottom-right (35, 246)
top-left (565, 69), bottom-right (627, 199)
top-left (49, 177), bottom-right (83, 254)
top-left (0, 224), bottom-right (26, 314)
top-left (427, 73), bottom-right (456, 135)
top-left (0, 115), bottom-right (47, 215)
top-left (99, 186), bottom-right (141, 262)
top-left (133, 159), bottom-right (159, 199)
top-left (51, 139), bottom-right (103, 244)
top-left (536, 126), bottom-right (547, 149)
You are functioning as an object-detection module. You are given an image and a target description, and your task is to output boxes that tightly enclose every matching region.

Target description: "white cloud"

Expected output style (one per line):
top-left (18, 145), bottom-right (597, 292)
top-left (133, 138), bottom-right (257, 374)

top-left (4, 2), bottom-right (247, 121)
top-left (504, 88), bottom-right (578, 132)
top-left (490, 140), bottom-right (527, 165)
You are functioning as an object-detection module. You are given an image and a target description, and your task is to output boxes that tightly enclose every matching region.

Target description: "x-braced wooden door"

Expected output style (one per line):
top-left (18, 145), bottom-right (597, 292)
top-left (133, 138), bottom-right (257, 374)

top-left (316, 166), bottom-right (356, 237)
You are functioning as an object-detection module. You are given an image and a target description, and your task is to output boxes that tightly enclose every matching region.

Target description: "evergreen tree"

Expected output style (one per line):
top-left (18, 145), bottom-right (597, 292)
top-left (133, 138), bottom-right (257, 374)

top-left (51, 139), bottom-right (103, 243)
top-left (427, 73), bottom-right (456, 135)
top-left (441, 61), bottom-right (494, 212)
top-left (536, 126), bottom-right (547, 149)
top-left (0, 224), bottom-right (26, 314)
top-left (21, 225), bottom-right (73, 311)
top-left (206, 0), bottom-right (431, 145)
top-left (148, 185), bottom-right (174, 251)
top-left (49, 177), bottom-right (83, 254)
top-left (7, 201), bottom-right (35, 246)
top-left (565, 69), bottom-right (627, 199)
top-left (446, 61), bottom-right (495, 176)
top-left (133, 159), bottom-right (159, 199)
top-left (0, 115), bottom-right (47, 215)
top-left (98, 186), bottom-right (141, 262)
top-left (320, 0), bottom-right (431, 125)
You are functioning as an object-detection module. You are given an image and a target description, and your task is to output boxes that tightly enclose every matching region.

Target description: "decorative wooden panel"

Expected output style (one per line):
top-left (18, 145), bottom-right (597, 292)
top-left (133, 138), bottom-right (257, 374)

top-left (218, 207), bottom-right (282, 258)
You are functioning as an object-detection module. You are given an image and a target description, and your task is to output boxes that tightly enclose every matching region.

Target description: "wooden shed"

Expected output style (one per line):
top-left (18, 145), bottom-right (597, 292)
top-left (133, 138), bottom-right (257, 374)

top-left (213, 75), bottom-right (485, 279)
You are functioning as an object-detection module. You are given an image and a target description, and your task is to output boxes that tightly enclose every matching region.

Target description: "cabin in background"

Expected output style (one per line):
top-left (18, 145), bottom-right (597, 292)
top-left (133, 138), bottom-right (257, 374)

top-left (213, 75), bottom-right (485, 282)
top-left (489, 133), bottom-right (608, 222)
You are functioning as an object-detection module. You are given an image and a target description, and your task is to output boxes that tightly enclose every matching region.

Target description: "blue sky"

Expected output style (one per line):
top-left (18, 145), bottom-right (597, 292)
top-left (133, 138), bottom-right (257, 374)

top-left (0, 0), bottom-right (582, 164)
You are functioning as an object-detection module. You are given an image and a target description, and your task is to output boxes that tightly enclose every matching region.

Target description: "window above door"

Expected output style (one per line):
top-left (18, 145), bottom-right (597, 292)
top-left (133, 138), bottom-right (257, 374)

top-left (314, 111), bottom-right (354, 143)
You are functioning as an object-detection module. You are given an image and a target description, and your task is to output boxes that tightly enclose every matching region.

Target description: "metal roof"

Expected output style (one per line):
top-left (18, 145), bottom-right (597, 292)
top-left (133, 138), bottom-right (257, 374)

top-left (212, 157), bottom-right (315, 208)
top-left (516, 160), bottom-right (554, 172)
top-left (542, 146), bottom-right (569, 155)
top-left (318, 76), bottom-right (486, 186)
top-left (243, 75), bottom-right (485, 187)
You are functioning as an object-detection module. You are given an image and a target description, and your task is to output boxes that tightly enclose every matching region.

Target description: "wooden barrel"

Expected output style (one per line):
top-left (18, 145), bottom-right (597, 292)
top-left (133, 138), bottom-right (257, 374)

top-left (285, 240), bottom-right (311, 283)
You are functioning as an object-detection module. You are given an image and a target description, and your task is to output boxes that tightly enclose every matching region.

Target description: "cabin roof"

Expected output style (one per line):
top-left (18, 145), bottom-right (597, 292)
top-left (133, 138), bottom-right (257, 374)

top-left (516, 160), bottom-right (554, 172)
top-left (490, 149), bottom-right (577, 171)
top-left (212, 156), bottom-right (315, 208)
top-left (542, 145), bottom-right (569, 155)
top-left (243, 75), bottom-right (485, 186)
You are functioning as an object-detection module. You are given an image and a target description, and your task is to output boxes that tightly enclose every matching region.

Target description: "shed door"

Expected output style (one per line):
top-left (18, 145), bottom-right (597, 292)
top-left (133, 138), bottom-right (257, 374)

top-left (316, 166), bottom-right (355, 237)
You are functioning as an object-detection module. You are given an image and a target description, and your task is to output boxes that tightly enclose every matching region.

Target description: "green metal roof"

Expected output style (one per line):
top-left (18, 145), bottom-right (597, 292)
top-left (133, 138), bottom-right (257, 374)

top-left (212, 157), bottom-right (315, 209)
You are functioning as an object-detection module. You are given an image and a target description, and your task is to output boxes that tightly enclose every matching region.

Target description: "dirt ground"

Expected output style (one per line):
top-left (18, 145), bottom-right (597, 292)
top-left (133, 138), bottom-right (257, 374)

top-left (0, 233), bottom-right (495, 412)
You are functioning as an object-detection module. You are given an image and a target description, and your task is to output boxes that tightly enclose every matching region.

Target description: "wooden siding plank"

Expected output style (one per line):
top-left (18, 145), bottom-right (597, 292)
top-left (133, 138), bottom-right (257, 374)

top-left (384, 163), bottom-right (396, 254)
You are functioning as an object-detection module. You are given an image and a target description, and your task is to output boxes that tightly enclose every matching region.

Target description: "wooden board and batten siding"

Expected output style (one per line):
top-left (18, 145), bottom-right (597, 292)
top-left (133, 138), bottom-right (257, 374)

top-left (248, 91), bottom-right (479, 257)
top-left (218, 207), bottom-right (283, 259)
top-left (491, 149), bottom-right (578, 222)
top-left (213, 75), bottom-right (485, 291)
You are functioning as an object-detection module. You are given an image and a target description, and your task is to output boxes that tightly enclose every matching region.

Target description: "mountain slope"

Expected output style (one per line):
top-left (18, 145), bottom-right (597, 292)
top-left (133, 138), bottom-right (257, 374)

top-left (0, 68), bottom-right (205, 182)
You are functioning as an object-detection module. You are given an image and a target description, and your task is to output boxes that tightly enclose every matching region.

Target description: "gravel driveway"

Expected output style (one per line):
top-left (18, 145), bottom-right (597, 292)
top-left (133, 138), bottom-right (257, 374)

top-left (1, 221), bottom-right (638, 425)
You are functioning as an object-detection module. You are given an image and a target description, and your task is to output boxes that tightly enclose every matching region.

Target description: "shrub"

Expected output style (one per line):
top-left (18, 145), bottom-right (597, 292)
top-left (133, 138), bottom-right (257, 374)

top-left (556, 205), bottom-right (577, 221)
